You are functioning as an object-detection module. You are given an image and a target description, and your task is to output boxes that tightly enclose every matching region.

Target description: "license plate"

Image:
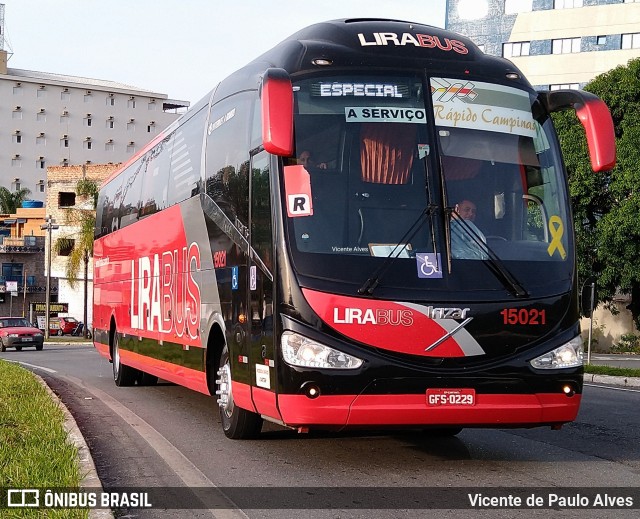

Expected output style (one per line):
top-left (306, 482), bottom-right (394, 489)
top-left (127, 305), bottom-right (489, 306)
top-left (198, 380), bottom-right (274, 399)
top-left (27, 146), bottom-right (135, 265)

top-left (426, 388), bottom-right (476, 406)
top-left (21, 337), bottom-right (33, 342)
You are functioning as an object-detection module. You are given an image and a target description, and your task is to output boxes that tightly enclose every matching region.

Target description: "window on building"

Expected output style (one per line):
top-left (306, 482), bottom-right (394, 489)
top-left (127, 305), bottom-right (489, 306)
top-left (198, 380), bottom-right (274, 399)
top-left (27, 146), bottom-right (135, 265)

top-left (505, 0), bottom-right (532, 14)
top-left (57, 239), bottom-right (75, 257)
top-left (128, 97), bottom-right (136, 109)
top-left (60, 110), bottom-right (69, 123)
top-left (127, 119), bottom-right (135, 131)
top-left (37, 158), bottom-right (46, 169)
top-left (12, 132), bottom-right (22, 144)
top-left (12, 107), bottom-right (22, 120)
top-left (61, 88), bottom-right (71, 101)
top-left (13, 84), bottom-right (23, 95)
top-left (105, 140), bottom-right (115, 151)
top-left (37, 86), bottom-right (47, 98)
top-left (59, 192), bottom-right (76, 207)
top-left (147, 121), bottom-right (156, 133)
top-left (12, 156), bottom-right (22, 168)
top-left (84, 114), bottom-right (93, 127)
top-left (107, 94), bottom-right (115, 106)
top-left (106, 117), bottom-right (115, 129)
top-left (597, 35), bottom-right (607, 46)
top-left (60, 135), bottom-right (69, 148)
top-left (2, 263), bottom-right (23, 284)
top-left (84, 138), bottom-right (93, 150)
top-left (127, 142), bottom-right (136, 154)
top-left (552, 37), bottom-right (581, 54)
top-left (622, 33), bottom-right (640, 49)
top-left (503, 41), bottom-right (530, 58)
top-left (37, 180), bottom-right (45, 193)
top-left (37, 109), bottom-right (46, 122)
top-left (554, 0), bottom-right (583, 8)
top-left (36, 133), bottom-right (46, 146)
top-left (84, 91), bottom-right (93, 103)
top-left (148, 100), bottom-right (157, 111)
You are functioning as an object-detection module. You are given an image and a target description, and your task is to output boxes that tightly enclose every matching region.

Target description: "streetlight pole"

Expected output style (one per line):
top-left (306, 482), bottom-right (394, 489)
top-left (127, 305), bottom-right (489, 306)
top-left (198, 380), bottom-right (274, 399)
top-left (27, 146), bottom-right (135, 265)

top-left (40, 216), bottom-right (59, 339)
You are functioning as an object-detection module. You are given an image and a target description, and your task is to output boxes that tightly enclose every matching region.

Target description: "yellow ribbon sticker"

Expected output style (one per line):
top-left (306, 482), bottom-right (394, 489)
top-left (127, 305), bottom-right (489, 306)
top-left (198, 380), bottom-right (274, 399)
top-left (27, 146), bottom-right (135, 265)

top-left (547, 216), bottom-right (566, 259)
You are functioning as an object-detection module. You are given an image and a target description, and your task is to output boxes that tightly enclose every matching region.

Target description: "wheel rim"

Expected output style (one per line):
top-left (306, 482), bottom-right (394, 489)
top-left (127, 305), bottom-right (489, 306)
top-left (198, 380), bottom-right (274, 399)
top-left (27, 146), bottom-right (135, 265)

top-left (216, 360), bottom-right (235, 418)
top-left (113, 335), bottom-right (121, 378)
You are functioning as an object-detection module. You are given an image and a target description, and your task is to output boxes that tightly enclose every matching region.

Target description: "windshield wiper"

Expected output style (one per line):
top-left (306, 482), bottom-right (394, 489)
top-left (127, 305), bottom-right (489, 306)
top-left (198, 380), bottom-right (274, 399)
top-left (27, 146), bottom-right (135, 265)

top-left (358, 204), bottom-right (438, 295)
top-left (446, 207), bottom-right (529, 298)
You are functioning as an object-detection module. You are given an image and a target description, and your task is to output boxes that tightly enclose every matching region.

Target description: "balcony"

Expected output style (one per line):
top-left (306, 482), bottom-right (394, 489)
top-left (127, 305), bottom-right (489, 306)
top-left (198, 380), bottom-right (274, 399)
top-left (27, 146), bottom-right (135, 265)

top-left (0, 236), bottom-right (46, 254)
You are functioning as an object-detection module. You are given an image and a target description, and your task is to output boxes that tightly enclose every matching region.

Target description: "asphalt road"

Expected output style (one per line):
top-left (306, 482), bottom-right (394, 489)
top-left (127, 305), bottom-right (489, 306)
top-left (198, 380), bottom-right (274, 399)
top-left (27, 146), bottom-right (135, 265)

top-left (2, 343), bottom-right (639, 519)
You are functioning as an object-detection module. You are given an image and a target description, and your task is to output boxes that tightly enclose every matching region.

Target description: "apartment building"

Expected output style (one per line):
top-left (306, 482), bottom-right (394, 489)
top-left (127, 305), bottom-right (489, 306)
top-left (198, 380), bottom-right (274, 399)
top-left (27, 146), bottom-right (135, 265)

top-left (446, 0), bottom-right (640, 90)
top-left (0, 48), bottom-right (188, 202)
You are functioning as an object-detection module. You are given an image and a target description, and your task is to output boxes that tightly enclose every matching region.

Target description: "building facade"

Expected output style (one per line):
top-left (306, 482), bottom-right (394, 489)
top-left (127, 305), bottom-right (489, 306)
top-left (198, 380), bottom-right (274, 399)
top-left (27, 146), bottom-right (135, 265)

top-left (0, 205), bottom-right (53, 318)
top-left (446, 0), bottom-right (640, 90)
top-left (0, 49), bottom-right (188, 202)
top-left (45, 164), bottom-right (120, 329)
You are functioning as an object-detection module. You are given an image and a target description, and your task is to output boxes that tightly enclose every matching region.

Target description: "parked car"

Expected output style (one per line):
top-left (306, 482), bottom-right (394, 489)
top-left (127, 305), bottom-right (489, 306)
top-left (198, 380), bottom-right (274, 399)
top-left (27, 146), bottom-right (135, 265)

top-left (56, 316), bottom-right (80, 336)
top-left (0, 317), bottom-right (45, 351)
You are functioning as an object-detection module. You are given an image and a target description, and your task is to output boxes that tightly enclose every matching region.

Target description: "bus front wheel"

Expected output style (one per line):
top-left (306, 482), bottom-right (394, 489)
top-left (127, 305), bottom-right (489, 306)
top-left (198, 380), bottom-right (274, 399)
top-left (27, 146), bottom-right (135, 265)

top-left (216, 345), bottom-right (263, 439)
top-left (112, 332), bottom-right (138, 387)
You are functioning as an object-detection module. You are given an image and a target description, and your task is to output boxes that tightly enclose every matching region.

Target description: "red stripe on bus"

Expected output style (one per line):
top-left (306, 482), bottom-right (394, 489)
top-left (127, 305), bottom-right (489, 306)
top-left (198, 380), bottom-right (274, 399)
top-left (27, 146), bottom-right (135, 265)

top-left (118, 349), bottom-right (209, 394)
top-left (277, 393), bottom-right (580, 427)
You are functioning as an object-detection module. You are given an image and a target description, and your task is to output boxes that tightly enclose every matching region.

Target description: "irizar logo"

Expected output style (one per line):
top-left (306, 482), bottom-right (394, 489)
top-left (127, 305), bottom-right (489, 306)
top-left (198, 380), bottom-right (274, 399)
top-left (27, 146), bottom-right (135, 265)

top-left (424, 306), bottom-right (470, 319)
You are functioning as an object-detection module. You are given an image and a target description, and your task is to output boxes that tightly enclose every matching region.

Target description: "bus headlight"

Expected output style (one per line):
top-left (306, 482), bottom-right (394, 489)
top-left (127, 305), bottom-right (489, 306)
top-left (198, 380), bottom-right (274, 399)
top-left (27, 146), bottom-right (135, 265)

top-left (530, 336), bottom-right (583, 369)
top-left (281, 331), bottom-right (363, 369)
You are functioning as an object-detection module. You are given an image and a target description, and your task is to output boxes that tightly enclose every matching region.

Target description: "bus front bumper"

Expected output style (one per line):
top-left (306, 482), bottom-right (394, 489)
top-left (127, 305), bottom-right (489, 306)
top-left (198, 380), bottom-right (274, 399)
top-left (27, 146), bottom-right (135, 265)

top-left (276, 392), bottom-right (581, 429)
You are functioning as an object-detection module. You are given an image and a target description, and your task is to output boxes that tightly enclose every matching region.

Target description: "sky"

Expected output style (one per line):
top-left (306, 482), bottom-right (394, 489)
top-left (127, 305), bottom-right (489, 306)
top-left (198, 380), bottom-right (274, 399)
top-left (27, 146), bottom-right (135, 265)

top-left (1, 0), bottom-right (447, 106)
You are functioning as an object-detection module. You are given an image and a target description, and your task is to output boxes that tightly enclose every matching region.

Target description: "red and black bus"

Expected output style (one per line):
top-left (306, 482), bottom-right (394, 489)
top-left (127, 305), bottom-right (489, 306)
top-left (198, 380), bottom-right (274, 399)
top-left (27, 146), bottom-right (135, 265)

top-left (93, 19), bottom-right (616, 439)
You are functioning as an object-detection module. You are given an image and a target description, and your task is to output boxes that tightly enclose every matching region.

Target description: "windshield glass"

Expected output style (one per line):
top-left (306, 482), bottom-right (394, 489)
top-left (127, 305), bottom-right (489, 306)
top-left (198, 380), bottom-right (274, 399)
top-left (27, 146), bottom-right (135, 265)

top-left (284, 73), bottom-right (572, 297)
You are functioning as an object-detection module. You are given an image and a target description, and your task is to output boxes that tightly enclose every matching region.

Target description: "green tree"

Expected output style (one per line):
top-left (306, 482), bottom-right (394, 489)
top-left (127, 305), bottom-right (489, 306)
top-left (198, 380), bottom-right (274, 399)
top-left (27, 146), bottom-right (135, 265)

top-left (0, 186), bottom-right (32, 214)
top-left (553, 57), bottom-right (640, 327)
top-left (53, 178), bottom-right (99, 338)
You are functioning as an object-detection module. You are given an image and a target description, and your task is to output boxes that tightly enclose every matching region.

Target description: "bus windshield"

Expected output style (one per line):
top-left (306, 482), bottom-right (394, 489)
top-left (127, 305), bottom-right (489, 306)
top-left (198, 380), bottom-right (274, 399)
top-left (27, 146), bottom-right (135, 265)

top-left (284, 73), bottom-right (572, 296)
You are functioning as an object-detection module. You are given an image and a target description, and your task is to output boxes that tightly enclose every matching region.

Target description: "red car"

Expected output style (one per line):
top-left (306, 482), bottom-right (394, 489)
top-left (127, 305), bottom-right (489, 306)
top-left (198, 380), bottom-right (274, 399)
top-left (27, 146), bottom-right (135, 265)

top-left (0, 317), bottom-right (44, 351)
top-left (55, 316), bottom-right (80, 336)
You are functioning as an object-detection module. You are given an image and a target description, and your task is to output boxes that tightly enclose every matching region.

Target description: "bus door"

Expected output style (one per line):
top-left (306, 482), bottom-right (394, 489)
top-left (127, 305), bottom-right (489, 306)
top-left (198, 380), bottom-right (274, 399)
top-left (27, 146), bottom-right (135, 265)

top-left (248, 150), bottom-right (279, 418)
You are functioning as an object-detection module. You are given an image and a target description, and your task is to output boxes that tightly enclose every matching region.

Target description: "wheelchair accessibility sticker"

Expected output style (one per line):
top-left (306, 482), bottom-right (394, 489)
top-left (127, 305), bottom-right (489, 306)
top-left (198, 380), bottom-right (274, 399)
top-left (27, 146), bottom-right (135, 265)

top-left (416, 253), bottom-right (442, 279)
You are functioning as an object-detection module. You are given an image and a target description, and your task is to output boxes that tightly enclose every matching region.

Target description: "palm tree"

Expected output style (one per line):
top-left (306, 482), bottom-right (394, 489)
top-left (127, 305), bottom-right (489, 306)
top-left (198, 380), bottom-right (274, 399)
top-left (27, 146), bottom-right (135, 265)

top-left (0, 186), bottom-right (32, 214)
top-left (54, 178), bottom-right (99, 338)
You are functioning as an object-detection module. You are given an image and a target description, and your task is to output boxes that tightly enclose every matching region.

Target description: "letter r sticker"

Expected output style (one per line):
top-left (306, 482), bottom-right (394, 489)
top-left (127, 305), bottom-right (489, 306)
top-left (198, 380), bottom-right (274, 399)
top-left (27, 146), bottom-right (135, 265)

top-left (284, 165), bottom-right (313, 217)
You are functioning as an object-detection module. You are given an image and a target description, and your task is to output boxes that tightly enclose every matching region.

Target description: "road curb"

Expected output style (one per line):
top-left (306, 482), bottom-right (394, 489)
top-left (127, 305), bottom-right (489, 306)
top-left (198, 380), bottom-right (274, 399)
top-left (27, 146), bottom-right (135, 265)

top-left (36, 374), bottom-right (114, 519)
top-left (585, 373), bottom-right (640, 388)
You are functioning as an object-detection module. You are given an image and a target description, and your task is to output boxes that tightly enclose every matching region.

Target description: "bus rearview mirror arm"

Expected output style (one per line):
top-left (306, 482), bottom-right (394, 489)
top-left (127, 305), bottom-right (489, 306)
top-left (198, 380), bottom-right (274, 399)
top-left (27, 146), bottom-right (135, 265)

top-left (539, 89), bottom-right (616, 173)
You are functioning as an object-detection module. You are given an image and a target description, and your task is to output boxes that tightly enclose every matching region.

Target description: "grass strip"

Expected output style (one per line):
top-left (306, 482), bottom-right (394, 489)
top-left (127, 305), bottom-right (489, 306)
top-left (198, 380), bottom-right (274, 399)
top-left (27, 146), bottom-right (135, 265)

top-left (584, 363), bottom-right (640, 378)
top-left (0, 360), bottom-right (88, 518)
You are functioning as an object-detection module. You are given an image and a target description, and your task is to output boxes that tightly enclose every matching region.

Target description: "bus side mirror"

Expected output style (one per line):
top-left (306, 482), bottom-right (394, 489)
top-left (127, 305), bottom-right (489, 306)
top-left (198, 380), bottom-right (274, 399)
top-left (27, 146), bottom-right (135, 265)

top-left (580, 277), bottom-right (597, 318)
top-left (540, 89), bottom-right (616, 172)
top-left (261, 68), bottom-right (294, 156)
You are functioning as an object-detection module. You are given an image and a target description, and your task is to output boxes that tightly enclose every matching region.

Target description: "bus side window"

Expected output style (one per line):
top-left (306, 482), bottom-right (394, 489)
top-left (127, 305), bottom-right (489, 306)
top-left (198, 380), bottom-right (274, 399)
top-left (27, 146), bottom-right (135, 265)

top-left (167, 107), bottom-right (208, 207)
top-left (140, 133), bottom-right (172, 218)
top-left (205, 93), bottom-right (253, 224)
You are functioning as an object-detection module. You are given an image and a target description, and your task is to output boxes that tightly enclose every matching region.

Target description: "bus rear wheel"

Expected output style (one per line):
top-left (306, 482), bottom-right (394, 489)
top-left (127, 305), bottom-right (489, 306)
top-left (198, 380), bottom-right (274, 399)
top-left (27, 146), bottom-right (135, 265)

top-left (112, 332), bottom-right (138, 387)
top-left (216, 345), bottom-right (262, 439)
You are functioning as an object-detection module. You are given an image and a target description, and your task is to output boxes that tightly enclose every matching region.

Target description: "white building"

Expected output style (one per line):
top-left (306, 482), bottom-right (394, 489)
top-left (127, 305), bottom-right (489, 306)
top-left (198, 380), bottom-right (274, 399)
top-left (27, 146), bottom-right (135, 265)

top-left (446, 0), bottom-right (640, 90)
top-left (0, 48), bottom-right (188, 202)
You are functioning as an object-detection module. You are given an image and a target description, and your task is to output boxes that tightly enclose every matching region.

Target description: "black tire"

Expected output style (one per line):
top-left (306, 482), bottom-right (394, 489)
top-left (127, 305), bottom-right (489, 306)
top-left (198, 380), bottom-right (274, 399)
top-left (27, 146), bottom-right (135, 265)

top-left (217, 345), bottom-right (263, 439)
top-left (112, 332), bottom-right (138, 386)
top-left (35, 343), bottom-right (43, 351)
top-left (15, 345), bottom-right (22, 352)
top-left (423, 426), bottom-right (463, 437)
top-left (138, 371), bottom-right (158, 386)
top-left (0, 341), bottom-right (5, 352)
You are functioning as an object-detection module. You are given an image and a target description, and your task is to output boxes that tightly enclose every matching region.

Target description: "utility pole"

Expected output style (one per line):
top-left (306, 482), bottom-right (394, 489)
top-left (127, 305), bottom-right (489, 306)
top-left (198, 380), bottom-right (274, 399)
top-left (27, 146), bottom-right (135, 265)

top-left (40, 216), bottom-right (59, 339)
